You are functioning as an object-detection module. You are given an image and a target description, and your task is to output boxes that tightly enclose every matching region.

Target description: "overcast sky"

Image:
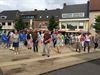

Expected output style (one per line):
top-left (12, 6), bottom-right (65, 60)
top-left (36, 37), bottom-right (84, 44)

top-left (0, 0), bottom-right (89, 11)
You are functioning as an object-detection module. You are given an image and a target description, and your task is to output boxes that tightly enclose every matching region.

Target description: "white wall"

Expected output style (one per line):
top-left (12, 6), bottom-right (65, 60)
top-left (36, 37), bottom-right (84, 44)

top-left (1, 22), bottom-right (15, 30)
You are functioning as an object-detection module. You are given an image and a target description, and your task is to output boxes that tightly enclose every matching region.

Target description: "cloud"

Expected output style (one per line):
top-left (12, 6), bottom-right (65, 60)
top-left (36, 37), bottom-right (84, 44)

top-left (45, 0), bottom-right (88, 9)
top-left (0, 0), bottom-right (89, 11)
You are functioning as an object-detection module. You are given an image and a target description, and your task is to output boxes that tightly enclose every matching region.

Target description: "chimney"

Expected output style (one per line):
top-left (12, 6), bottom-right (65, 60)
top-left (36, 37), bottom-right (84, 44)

top-left (63, 3), bottom-right (67, 7)
top-left (45, 9), bottom-right (47, 11)
top-left (56, 8), bottom-right (60, 10)
top-left (34, 9), bottom-right (37, 11)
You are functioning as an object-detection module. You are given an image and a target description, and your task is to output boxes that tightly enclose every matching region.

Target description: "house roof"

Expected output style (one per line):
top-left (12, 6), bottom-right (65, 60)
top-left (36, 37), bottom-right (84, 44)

top-left (21, 9), bottom-right (62, 21)
top-left (0, 10), bottom-right (20, 21)
top-left (62, 3), bottom-right (89, 19)
top-left (90, 0), bottom-right (100, 11)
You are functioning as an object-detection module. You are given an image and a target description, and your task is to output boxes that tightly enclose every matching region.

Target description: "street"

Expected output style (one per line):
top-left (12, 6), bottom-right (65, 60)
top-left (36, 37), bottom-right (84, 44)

top-left (42, 58), bottom-right (100, 75)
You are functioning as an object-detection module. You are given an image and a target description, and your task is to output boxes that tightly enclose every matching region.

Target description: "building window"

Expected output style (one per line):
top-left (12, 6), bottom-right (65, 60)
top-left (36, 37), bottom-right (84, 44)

top-left (46, 16), bottom-right (49, 18)
top-left (8, 22), bottom-right (11, 26)
top-left (62, 12), bottom-right (85, 18)
top-left (79, 22), bottom-right (84, 29)
top-left (2, 22), bottom-right (5, 25)
top-left (67, 22), bottom-right (77, 30)
top-left (40, 16), bottom-right (42, 18)
top-left (61, 24), bottom-right (66, 29)
top-left (0, 16), bottom-right (7, 19)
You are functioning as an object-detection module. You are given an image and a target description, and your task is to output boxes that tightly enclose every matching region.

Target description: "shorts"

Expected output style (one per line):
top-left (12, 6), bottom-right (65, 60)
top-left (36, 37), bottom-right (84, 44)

top-left (13, 42), bottom-right (19, 47)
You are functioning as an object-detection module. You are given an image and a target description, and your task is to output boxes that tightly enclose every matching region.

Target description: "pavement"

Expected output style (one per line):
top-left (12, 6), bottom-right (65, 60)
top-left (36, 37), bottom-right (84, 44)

top-left (0, 45), bottom-right (100, 75)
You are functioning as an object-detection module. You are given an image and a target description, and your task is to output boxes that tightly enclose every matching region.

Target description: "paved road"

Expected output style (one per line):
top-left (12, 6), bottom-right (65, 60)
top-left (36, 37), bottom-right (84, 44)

top-left (42, 58), bottom-right (100, 75)
top-left (0, 68), bottom-right (3, 75)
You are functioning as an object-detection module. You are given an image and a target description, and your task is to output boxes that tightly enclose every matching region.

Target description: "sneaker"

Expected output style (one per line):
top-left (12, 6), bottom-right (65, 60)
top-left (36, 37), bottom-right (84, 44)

top-left (42, 54), bottom-right (45, 56)
top-left (47, 55), bottom-right (50, 57)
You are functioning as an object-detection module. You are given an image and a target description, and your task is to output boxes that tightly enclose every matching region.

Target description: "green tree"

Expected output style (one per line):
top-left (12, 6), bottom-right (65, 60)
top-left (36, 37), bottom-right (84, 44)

top-left (48, 16), bottom-right (58, 31)
top-left (15, 16), bottom-right (27, 30)
top-left (94, 16), bottom-right (100, 31)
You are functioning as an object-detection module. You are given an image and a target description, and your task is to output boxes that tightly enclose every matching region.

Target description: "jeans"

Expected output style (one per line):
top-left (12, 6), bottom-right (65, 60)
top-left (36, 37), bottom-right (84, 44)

top-left (43, 43), bottom-right (50, 56)
top-left (84, 41), bottom-right (90, 52)
top-left (33, 41), bottom-right (38, 52)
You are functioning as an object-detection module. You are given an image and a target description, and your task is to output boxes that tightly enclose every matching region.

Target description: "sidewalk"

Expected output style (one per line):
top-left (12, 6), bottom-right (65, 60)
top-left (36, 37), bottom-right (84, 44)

top-left (0, 46), bottom-right (100, 75)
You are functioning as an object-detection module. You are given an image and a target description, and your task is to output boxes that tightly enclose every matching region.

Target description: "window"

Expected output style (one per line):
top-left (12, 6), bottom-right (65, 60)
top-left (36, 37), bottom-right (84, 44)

top-left (79, 22), bottom-right (84, 29)
top-left (8, 22), bottom-right (11, 26)
top-left (61, 24), bottom-right (66, 29)
top-left (67, 22), bottom-right (77, 30)
top-left (0, 16), bottom-right (7, 19)
top-left (46, 16), bottom-right (49, 18)
top-left (62, 12), bottom-right (85, 18)
top-left (2, 22), bottom-right (5, 25)
top-left (40, 16), bottom-right (42, 18)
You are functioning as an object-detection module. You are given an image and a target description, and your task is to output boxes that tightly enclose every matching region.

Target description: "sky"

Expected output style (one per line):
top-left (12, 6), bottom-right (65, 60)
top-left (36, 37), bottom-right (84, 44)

top-left (0, 0), bottom-right (89, 11)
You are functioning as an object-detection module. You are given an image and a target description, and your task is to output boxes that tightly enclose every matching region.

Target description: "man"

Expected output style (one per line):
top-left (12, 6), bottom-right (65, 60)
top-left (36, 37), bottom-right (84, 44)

top-left (75, 33), bottom-right (82, 52)
top-left (42, 31), bottom-right (51, 57)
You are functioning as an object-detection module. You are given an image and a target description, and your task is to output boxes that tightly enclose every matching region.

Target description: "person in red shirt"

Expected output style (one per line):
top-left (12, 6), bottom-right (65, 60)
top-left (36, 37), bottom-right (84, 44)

top-left (42, 31), bottom-right (51, 57)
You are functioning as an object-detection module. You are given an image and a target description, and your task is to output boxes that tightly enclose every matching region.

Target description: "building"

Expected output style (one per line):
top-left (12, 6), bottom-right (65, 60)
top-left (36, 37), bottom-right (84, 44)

top-left (0, 10), bottom-right (20, 30)
top-left (59, 3), bottom-right (89, 33)
top-left (89, 0), bottom-right (100, 30)
top-left (0, 2), bottom-right (90, 32)
top-left (21, 9), bottom-right (62, 30)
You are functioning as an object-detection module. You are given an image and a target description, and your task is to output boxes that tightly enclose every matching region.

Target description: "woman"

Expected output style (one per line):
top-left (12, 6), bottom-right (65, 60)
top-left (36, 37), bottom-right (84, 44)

top-left (1, 31), bottom-right (8, 48)
top-left (13, 30), bottom-right (19, 54)
top-left (32, 30), bottom-right (38, 52)
top-left (26, 30), bottom-right (32, 49)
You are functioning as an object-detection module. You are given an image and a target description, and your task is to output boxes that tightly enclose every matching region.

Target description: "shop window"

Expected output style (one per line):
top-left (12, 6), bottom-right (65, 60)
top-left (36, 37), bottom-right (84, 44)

top-left (67, 24), bottom-right (77, 30)
top-left (61, 24), bottom-right (66, 29)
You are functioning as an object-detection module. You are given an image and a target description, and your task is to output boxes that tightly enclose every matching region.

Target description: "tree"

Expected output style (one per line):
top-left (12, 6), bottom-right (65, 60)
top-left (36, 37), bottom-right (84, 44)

top-left (15, 16), bottom-right (27, 30)
top-left (94, 16), bottom-right (100, 31)
top-left (48, 16), bottom-right (58, 31)
top-left (0, 24), bottom-right (2, 30)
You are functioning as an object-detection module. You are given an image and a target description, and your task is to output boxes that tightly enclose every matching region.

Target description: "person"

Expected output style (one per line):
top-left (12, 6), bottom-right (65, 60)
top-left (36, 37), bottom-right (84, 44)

top-left (64, 33), bottom-right (69, 45)
top-left (7, 31), bottom-right (11, 48)
top-left (84, 33), bottom-right (91, 53)
top-left (19, 30), bottom-right (24, 49)
top-left (75, 33), bottom-right (82, 52)
top-left (13, 30), bottom-right (19, 54)
top-left (32, 30), bottom-right (38, 52)
top-left (55, 32), bottom-right (62, 53)
top-left (26, 30), bottom-right (32, 49)
top-left (9, 30), bottom-right (14, 50)
top-left (42, 31), bottom-right (51, 57)
top-left (94, 34), bottom-right (98, 50)
top-left (80, 34), bottom-right (85, 48)
top-left (52, 31), bottom-right (57, 48)
top-left (1, 31), bottom-right (8, 48)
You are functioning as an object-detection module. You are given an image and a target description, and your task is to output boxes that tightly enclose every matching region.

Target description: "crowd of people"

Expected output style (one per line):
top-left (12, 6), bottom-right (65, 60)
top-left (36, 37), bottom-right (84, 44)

top-left (0, 29), bottom-right (99, 57)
